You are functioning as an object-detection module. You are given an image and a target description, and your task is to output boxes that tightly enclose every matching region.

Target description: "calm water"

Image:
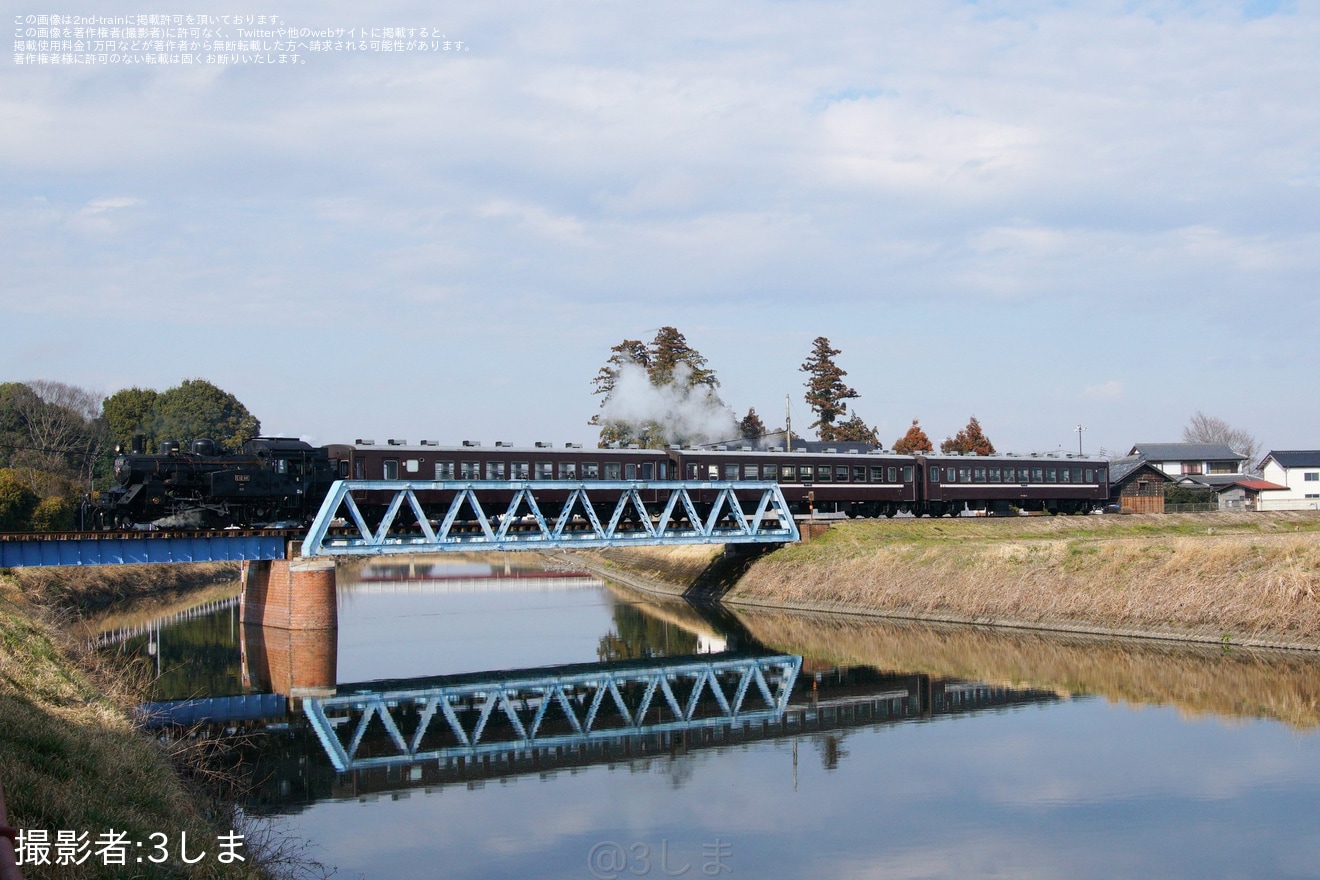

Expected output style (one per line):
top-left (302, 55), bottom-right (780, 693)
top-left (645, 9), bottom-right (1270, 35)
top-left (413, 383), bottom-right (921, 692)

top-left (100, 556), bottom-right (1320, 880)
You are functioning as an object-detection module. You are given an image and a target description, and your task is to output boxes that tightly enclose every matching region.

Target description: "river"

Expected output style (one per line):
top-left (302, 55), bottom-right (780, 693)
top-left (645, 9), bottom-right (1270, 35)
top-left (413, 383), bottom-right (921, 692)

top-left (96, 554), bottom-right (1320, 880)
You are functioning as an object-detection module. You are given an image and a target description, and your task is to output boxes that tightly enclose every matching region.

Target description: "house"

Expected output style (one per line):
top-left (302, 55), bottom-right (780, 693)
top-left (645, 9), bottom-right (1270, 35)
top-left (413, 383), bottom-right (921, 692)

top-left (1126, 443), bottom-right (1248, 479)
top-left (1255, 451), bottom-right (1320, 511)
top-left (1108, 455), bottom-right (1175, 513)
top-left (1213, 478), bottom-right (1289, 512)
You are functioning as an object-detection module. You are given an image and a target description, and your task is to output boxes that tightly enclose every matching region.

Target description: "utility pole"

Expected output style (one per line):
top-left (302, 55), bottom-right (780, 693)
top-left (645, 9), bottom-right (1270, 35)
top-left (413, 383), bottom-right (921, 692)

top-left (785, 394), bottom-right (792, 453)
top-left (1075, 424), bottom-right (1087, 456)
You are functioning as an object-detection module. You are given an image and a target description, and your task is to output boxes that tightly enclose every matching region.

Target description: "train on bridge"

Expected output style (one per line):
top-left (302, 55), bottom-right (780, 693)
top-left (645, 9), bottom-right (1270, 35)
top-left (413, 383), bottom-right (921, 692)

top-left (89, 435), bottom-right (1110, 529)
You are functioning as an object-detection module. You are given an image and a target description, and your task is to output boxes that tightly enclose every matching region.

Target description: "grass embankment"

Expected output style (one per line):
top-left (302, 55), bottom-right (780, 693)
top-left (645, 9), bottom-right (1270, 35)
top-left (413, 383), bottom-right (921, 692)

top-left (0, 566), bottom-right (273, 879)
top-left (726, 511), bottom-right (1320, 648)
top-left (730, 608), bottom-right (1320, 729)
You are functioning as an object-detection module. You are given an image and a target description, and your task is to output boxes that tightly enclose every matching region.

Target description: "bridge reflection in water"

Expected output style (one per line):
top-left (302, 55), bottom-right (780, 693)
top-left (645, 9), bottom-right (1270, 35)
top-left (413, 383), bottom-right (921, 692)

top-left (304, 654), bottom-right (801, 772)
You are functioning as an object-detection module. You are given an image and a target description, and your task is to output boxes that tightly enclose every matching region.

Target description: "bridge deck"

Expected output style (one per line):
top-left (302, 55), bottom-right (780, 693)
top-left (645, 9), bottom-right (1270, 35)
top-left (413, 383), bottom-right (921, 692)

top-left (0, 530), bottom-right (290, 568)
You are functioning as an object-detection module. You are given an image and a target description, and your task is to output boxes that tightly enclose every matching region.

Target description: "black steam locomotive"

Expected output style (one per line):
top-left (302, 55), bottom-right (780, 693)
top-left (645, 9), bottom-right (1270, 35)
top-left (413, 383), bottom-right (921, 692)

top-left (89, 435), bottom-right (1110, 529)
top-left (91, 436), bottom-right (339, 529)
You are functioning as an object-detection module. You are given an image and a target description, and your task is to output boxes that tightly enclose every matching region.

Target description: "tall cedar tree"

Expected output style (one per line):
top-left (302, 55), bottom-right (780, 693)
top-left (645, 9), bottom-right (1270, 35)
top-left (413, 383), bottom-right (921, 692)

top-left (590, 328), bottom-right (723, 447)
top-left (893, 419), bottom-right (933, 454)
top-left (833, 414), bottom-right (878, 444)
top-left (800, 337), bottom-right (859, 442)
top-left (739, 408), bottom-right (766, 440)
top-left (940, 416), bottom-right (996, 455)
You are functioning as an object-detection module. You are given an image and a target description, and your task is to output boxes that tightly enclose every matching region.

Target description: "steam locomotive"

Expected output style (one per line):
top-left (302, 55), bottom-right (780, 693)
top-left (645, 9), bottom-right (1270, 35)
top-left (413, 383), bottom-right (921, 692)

top-left (89, 435), bottom-right (1110, 529)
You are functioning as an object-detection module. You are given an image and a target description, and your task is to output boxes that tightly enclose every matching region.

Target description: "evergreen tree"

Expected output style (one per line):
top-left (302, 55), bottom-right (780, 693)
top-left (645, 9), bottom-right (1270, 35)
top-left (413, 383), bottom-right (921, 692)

top-left (102, 386), bottom-right (159, 450)
top-left (940, 416), bottom-right (996, 455)
top-left (739, 408), bottom-right (766, 440)
top-left (800, 337), bottom-right (859, 442)
top-left (833, 414), bottom-right (878, 444)
top-left (893, 419), bottom-right (933, 454)
top-left (154, 379), bottom-right (261, 452)
top-left (648, 326), bottom-right (719, 390)
top-left (590, 328), bottom-right (730, 448)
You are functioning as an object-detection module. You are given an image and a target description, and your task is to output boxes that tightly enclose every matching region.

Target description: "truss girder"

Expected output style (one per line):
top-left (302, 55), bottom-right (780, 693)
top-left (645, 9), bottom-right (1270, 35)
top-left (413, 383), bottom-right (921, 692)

top-left (303, 654), bottom-right (802, 772)
top-left (302, 480), bottom-right (799, 556)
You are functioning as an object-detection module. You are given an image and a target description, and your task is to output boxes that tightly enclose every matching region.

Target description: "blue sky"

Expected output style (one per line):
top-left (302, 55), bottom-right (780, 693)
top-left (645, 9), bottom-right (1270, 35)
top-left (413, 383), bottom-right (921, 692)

top-left (5, 0), bottom-right (1318, 457)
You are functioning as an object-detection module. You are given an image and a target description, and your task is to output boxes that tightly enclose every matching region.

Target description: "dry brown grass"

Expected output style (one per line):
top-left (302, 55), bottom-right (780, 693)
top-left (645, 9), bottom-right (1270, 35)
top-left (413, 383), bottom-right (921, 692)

top-left (729, 514), bottom-right (1320, 645)
top-left (10, 562), bottom-right (240, 611)
top-left (731, 607), bottom-right (1320, 729)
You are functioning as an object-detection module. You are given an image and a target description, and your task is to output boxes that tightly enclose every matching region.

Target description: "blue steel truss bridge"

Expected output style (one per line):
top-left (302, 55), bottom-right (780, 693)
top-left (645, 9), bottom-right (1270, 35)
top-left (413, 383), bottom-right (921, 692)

top-left (301, 479), bottom-right (800, 556)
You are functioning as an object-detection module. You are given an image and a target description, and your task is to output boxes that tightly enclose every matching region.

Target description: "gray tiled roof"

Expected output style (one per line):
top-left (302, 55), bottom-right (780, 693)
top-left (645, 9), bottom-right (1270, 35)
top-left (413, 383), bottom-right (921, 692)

top-left (1108, 455), bottom-right (1171, 484)
top-left (1128, 442), bottom-right (1247, 462)
top-left (1261, 450), bottom-right (1320, 469)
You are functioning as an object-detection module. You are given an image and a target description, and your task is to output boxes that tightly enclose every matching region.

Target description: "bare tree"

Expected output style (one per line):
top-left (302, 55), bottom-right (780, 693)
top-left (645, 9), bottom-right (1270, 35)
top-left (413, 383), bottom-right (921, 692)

top-left (11, 381), bottom-right (107, 491)
top-left (1183, 411), bottom-right (1260, 473)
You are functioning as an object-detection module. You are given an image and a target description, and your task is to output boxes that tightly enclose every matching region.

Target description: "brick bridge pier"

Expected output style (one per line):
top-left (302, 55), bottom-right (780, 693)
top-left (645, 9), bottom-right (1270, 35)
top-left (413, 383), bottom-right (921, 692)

top-left (239, 555), bottom-right (338, 700)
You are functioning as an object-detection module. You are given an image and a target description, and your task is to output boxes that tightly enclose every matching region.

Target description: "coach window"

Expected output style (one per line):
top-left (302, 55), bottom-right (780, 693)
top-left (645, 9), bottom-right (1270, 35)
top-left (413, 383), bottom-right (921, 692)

top-left (486, 461), bottom-right (507, 481)
top-left (1073, 468), bottom-right (1083, 483)
top-left (583, 462), bottom-right (600, 479)
top-left (607, 462), bottom-right (623, 480)
top-left (836, 466), bottom-right (849, 482)
top-left (763, 465), bottom-right (778, 480)
top-left (1085, 469), bottom-right (1094, 483)
top-left (627, 463), bottom-right (639, 480)
top-left (704, 464), bottom-right (717, 480)
top-left (338, 461), bottom-right (351, 478)
top-left (816, 465), bottom-right (832, 482)
top-left (511, 461), bottom-right (530, 480)
top-left (903, 466), bottom-right (913, 482)
top-left (988, 468), bottom-right (1000, 482)
top-left (782, 465), bottom-right (796, 481)
top-left (853, 466), bottom-right (866, 482)
top-left (1045, 468), bottom-right (1056, 483)
top-left (1032, 468), bottom-right (1043, 482)
top-left (354, 459), bottom-right (365, 479)
top-left (974, 467), bottom-right (986, 483)
top-left (1060, 468), bottom-right (1071, 483)
top-left (558, 462), bottom-right (576, 479)
top-left (1097, 468), bottom-right (1107, 484)
top-left (885, 466), bottom-right (896, 483)
top-left (406, 459), bottom-right (420, 474)
top-left (642, 462), bottom-right (655, 479)
top-left (436, 461), bottom-right (455, 480)
top-left (930, 466), bottom-right (941, 482)
top-left (959, 468), bottom-right (971, 483)
top-left (799, 465), bottom-right (813, 481)
top-left (724, 464), bottom-right (740, 480)
top-left (460, 461), bottom-right (478, 479)
top-left (383, 459), bottom-right (399, 480)
top-left (745, 464), bottom-right (759, 480)
top-left (536, 462), bottom-right (554, 480)
top-left (869, 466), bottom-right (883, 482)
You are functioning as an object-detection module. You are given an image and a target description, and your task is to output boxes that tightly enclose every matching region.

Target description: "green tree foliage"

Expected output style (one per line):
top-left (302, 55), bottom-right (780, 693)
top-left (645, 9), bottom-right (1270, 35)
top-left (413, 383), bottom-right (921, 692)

top-left (940, 416), bottom-right (996, 455)
top-left (153, 379), bottom-right (261, 452)
top-left (800, 337), bottom-right (860, 442)
top-left (29, 495), bottom-right (75, 531)
top-left (739, 408), bottom-right (766, 440)
top-left (590, 328), bottom-right (731, 448)
top-left (102, 386), bottom-right (160, 450)
top-left (833, 414), bottom-right (879, 444)
top-left (0, 468), bottom-right (39, 531)
top-left (648, 326), bottom-right (719, 390)
top-left (893, 419), bottom-right (933, 454)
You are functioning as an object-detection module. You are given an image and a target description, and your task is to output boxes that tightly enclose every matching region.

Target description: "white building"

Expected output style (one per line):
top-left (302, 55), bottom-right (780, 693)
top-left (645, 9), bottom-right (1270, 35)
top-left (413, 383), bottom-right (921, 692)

top-left (1256, 451), bottom-right (1320, 511)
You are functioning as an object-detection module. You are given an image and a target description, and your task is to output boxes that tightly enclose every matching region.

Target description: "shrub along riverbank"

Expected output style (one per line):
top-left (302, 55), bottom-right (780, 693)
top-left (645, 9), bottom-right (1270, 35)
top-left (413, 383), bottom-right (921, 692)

top-left (0, 564), bottom-right (278, 879)
top-left (577, 511), bottom-right (1320, 650)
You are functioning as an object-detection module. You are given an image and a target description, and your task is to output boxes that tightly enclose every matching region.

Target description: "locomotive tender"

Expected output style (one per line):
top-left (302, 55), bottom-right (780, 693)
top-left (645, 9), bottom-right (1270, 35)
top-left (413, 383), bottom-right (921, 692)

top-left (89, 435), bottom-right (1112, 529)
